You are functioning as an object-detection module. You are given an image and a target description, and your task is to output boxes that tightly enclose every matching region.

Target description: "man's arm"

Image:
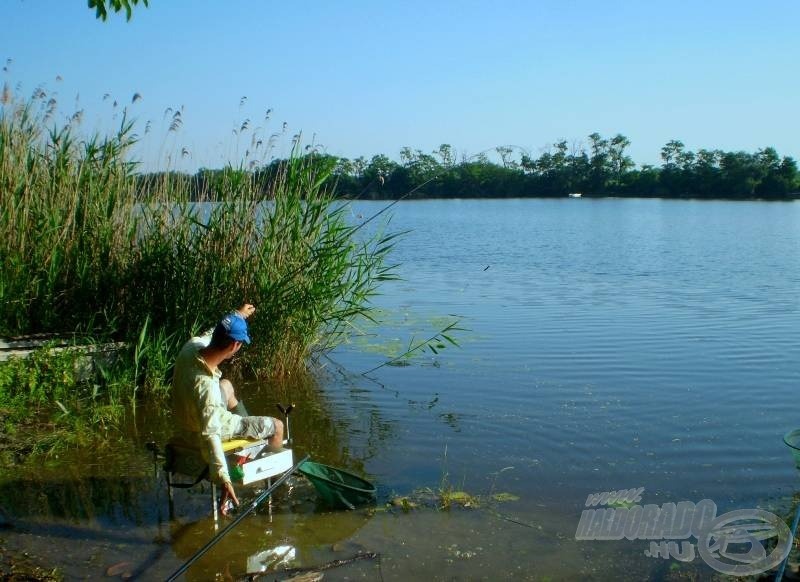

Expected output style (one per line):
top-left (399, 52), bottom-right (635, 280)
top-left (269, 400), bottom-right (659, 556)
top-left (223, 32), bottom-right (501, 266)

top-left (197, 378), bottom-right (232, 483)
top-left (198, 379), bottom-right (242, 514)
top-left (235, 304), bottom-right (256, 319)
top-left (208, 431), bottom-right (239, 515)
top-left (206, 433), bottom-right (230, 483)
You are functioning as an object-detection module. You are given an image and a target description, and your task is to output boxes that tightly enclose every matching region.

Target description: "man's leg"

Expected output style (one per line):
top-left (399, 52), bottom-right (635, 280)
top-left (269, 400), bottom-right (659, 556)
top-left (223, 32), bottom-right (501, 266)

top-left (237, 416), bottom-right (284, 451)
top-left (220, 379), bottom-right (249, 416)
top-left (270, 418), bottom-right (284, 450)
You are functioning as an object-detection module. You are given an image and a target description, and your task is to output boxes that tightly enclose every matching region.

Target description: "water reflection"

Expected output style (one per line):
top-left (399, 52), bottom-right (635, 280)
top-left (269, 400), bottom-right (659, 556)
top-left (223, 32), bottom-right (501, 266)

top-left (0, 368), bottom-right (393, 579)
top-left (0, 439), bottom-right (158, 524)
top-left (168, 501), bottom-right (373, 579)
top-left (241, 365), bottom-right (397, 473)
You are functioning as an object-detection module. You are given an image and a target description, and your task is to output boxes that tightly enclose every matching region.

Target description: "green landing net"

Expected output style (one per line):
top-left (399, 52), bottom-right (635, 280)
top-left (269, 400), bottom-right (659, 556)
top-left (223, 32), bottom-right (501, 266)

top-left (298, 460), bottom-right (376, 510)
top-left (783, 429), bottom-right (800, 470)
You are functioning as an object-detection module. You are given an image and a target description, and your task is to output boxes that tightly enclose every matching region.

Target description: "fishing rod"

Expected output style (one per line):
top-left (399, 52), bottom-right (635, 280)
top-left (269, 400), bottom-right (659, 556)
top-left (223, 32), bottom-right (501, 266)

top-left (263, 144), bottom-right (505, 287)
top-left (271, 148), bottom-right (498, 298)
top-left (249, 145), bottom-right (502, 357)
top-left (165, 454), bottom-right (309, 582)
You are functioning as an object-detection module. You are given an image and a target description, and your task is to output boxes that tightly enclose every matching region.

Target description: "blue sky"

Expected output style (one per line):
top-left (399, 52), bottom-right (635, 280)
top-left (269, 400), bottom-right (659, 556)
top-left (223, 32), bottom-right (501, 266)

top-left (3, 0), bottom-right (799, 172)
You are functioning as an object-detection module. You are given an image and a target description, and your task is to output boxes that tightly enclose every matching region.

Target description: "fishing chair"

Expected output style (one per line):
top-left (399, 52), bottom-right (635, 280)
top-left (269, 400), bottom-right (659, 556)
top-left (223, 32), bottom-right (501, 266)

top-left (163, 438), bottom-right (293, 524)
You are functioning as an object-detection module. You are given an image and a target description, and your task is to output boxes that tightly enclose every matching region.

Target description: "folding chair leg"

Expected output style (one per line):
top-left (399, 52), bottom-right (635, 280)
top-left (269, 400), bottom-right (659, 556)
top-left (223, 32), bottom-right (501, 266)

top-left (166, 472), bottom-right (175, 519)
top-left (211, 482), bottom-right (219, 529)
top-left (267, 477), bottom-right (273, 521)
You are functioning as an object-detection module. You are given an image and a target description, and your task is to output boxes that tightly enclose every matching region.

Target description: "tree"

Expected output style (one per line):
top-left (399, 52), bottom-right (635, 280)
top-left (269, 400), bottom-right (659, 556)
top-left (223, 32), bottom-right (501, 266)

top-left (628, 165), bottom-right (660, 195)
top-left (495, 146), bottom-right (516, 169)
top-left (89, 0), bottom-right (149, 21)
top-left (526, 141), bottom-right (570, 195)
top-left (587, 132), bottom-right (611, 194)
top-left (754, 148), bottom-right (798, 198)
top-left (435, 144), bottom-right (456, 168)
top-left (718, 151), bottom-right (759, 199)
top-left (608, 134), bottom-right (633, 191)
top-left (397, 148), bottom-right (441, 187)
top-left (659, 140), bottom-right (688, 196)
top-left (568, 142), bottom-right (590, 193)
top-left (360, 155), bottom-right (402, 198)
top-left (690, 149), bottom-right (721, 197)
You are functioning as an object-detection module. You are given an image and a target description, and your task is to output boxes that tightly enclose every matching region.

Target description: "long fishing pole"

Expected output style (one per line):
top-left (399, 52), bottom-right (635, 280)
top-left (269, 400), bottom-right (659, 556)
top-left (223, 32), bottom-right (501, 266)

top-left (262, 144), bottom-right (502, 288)
top-left (252, 145), bottom-right (499, 356)
top-left (166, 454), bottom-right (309, 582)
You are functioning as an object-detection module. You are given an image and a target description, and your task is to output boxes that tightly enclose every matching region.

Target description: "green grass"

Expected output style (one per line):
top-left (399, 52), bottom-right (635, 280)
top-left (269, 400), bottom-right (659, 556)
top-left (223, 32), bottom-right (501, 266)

top-left (0, 344), bottom-right (128, 457)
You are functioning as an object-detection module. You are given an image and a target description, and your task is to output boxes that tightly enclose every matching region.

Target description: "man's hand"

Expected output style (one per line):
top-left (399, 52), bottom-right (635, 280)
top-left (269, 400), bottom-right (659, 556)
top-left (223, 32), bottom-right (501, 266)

top-left (220, 481), bottom-right (240, 516)
top-left (237, 304), bottom-right (256, 319)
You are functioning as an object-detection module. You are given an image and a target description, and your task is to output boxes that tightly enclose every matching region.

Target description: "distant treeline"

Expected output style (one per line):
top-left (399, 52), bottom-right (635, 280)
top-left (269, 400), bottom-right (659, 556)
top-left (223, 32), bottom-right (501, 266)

top-left (138, 134), bottom-right (799, 200)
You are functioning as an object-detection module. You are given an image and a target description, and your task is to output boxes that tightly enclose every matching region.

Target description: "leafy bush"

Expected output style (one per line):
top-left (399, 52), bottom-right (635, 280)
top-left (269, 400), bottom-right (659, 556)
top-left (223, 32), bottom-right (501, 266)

top-left (0, 346), bottom-right (80, 415)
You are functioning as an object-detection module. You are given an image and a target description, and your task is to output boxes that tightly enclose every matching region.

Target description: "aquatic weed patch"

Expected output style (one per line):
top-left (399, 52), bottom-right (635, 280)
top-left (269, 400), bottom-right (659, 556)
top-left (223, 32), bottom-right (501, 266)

top-left (0, 344), bottom-right (131, 457)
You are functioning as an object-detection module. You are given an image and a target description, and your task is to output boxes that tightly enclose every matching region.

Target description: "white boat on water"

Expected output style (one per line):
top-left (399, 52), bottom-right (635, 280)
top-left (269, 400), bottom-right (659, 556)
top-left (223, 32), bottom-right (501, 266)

top-left (568, 192), bottom-right (582, 198)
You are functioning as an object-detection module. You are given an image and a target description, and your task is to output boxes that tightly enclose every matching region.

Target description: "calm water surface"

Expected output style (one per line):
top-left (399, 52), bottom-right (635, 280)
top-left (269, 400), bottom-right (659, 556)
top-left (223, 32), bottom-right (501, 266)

top-left (2, 198), bottom-right (799, 580)
top-left (341, 198), bottom-right (800, 502)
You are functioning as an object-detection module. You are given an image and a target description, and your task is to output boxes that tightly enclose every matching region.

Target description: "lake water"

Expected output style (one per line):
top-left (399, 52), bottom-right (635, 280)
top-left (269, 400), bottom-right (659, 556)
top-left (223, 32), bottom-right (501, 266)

top-left (2, 198), bottom-right (799, 580)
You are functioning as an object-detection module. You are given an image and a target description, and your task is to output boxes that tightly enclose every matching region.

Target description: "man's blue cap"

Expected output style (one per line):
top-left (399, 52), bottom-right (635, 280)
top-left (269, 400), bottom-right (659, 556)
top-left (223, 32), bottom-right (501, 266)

top-left (214, 312), bottom-right (251, 344)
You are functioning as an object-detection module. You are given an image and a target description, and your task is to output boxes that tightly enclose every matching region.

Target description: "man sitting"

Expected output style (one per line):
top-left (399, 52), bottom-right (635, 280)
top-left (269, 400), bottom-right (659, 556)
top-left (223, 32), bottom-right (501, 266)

top-left (171, 304), bottom-right (283, 515)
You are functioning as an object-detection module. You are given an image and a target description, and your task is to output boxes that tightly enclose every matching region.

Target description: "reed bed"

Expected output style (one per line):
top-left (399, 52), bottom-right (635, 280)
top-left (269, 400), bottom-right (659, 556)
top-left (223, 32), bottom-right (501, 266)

top-left (0, 88), bottom-right (398, 446)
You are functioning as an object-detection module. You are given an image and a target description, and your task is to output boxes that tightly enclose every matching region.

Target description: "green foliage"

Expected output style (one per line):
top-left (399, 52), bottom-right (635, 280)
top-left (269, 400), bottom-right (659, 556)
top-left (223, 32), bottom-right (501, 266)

top-left (0, 96), bottom-right (137, 335)
top-left (0, 347), bottom-right (79, 414)
top-left (88, 0), bottom-right (149, 22)
top-left (0, 344), bottom-right (131, 443)
top-left (1, 89), bottom-right (400, 384)
top-left (130, 316), bottom-right (177, 397)
top-left (167, 136), bottom-right (799, 200)
top-left (121, 155), bottom-right (400, 377)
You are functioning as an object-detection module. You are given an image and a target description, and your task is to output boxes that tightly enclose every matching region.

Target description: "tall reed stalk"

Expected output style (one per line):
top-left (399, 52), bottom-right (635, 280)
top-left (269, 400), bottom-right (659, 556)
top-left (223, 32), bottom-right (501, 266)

top-left (1, 88), bottom-right (399, 388)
